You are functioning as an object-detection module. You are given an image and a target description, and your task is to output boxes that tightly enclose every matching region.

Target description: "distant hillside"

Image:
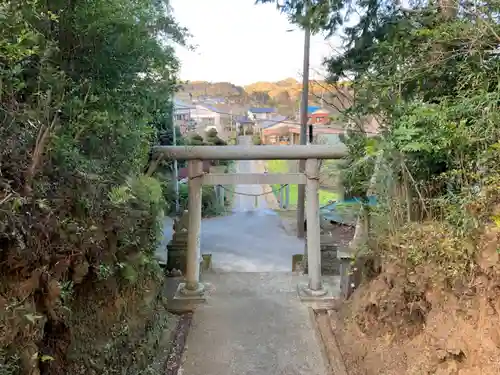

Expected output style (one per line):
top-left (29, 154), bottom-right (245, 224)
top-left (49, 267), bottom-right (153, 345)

top-left (245, 78), bottom-right (350, 102)
top-left (176, 81), bottom-right (248, 104)
top-left (177, 78), bottom-right (352, 116)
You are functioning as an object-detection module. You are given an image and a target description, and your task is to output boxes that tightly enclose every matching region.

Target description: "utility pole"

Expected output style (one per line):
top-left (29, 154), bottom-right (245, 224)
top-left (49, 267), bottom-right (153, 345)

top-left (230, 110), bottom-right (234, 139)
top-left (297, 23), bottom-right (311, 239)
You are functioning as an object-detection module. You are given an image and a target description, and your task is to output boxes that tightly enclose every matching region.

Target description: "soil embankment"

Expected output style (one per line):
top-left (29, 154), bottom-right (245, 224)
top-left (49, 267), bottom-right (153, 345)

top-left (331, 224), bottom-right (500, 375)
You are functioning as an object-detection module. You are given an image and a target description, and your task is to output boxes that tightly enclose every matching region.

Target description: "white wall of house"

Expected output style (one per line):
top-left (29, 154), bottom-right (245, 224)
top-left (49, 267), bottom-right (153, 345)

top-left (190, 105), bottom-right (220, 126)
top-left (173, 100), bottom-right (192, 120)
top-left (248, 111), bottom-right (274, 122)
top-left (189, 105), bottom-right (226, 137)
top-left (173, 100), bottom-right (195, 133)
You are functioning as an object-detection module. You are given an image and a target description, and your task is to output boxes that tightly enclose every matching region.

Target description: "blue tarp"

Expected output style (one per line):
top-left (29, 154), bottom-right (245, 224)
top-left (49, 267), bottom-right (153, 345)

top-left (320, 196), bottom-right (377, 225)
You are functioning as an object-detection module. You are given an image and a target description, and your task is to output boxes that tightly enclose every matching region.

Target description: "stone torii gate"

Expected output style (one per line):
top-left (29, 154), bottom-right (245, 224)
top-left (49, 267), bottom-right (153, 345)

top-left (154, 144), bottom-right (347, 300)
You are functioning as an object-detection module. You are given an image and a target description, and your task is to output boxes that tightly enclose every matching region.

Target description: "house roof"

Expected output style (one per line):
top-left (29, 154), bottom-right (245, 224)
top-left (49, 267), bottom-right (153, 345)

top-left (307, 105), bottom-right (320, 113)
top-left (261, 115), bottom-right (287, 129)
top-left (236, 115), bottom-right (254, 124)
top-left (174, 99), bottom-right (195, 109)
top-left (262, 125), bottom-right (293, 136)
top-left (311, 109), bottom-right (331, 115)
top-left (199, 104), bottom-right (222, 113)
top-left (249, 107), bottom-right (276, 114)
top-left (199, 103), bottom-right (246, 117)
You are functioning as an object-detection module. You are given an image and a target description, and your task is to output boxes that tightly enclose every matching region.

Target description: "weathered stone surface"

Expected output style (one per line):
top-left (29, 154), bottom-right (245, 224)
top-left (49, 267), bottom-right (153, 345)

top-left (173, 210), bottom-right (189, 232)
top-left (303, 239), bottom-right (340, 276)
top-left (321, 243), bottom-right (340, 275)
top-left (166, 211), bottom-right (189, 273)
top-left (166, 249), bottom-right (186, 272)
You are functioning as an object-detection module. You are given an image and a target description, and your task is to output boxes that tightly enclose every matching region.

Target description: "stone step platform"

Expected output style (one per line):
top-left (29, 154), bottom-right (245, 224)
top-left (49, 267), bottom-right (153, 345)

top-left (179, 272), bottom-right (341, 375)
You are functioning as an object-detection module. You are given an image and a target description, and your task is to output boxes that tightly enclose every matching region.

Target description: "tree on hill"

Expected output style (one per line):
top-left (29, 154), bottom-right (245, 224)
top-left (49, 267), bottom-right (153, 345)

top-left (273, 90), bottom-right (292, 105)
top-left (249, 91), bottom-right (272, 105)
top-left (179, 81), bottom-right (246, 100)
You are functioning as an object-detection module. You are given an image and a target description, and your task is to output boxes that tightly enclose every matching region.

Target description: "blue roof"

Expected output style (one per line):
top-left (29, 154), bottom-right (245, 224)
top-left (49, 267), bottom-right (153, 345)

top-left (236, 115), bottom-right (253, 124)
top-left (308, 106), bottom-right (320, 113)
top-left (174, 99), bottom-right (194, 109)
top-left (261, 115), bottom-right (287, 129)
top-left (202, 104), bottom-right (219, 112)
top-left (249, 107), bottom-right (276, 114)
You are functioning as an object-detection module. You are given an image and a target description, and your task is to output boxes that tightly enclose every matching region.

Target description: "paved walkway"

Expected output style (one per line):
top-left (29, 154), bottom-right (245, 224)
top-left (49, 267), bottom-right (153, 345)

top-left (202, 149), bottom-right (303, 271)
top-left (182, 272), bottom-right (330, 375)
top-left (156, 168), bottom-right (302, 271)
top-left (161, 136), bottom-right (336, 375)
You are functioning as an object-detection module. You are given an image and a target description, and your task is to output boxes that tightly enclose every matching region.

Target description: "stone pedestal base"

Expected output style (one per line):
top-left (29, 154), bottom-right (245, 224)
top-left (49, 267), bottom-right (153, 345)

top-left (173, 282), bottom-right (207, 302)
top-left (297, 282), bottom-right (338, 310)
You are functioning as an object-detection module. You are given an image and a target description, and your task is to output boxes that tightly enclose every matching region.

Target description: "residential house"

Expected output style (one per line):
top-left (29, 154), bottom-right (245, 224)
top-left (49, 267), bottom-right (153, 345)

top-left (259, 115), bottom-right (288, 144)
top-left (186, 104), bottom-right (227, 138)
top-left (308, 109), bottom-right (332, 125)
top-left (173, 99), bottom-right (195, 135)
top-left (263, 122), bottom-right (350, 145)
top-left (248, 107), bottom-right (276, 122)
top-left (187, 103), bottom-right (247, 140)
top-left (189, 104), bottom-right (219, 129)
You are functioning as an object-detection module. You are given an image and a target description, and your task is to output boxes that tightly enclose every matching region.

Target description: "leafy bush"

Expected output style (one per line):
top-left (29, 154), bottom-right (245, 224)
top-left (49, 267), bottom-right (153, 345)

top-left (0, 0), bottom-right (185, 372)
top-left (163, 182), bottom-right (226, 218)
top-left (262, 0), bottom-right (500, 282)
top-left (252, 134), bottom-right (263, 145)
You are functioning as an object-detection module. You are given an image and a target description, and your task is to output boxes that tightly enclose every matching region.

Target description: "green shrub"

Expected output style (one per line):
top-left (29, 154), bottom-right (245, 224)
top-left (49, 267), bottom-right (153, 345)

top-left (163, 182), bottom-right (225, 218)
top-left (0, 0), bottom-right (185, 372)
top-left (252, 134), bottom-right (262, 145)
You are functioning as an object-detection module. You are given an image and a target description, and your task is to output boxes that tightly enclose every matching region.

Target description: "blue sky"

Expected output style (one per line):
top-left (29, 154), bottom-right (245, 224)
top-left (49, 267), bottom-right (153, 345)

top-left (170, 0), bottom-right (340, 85)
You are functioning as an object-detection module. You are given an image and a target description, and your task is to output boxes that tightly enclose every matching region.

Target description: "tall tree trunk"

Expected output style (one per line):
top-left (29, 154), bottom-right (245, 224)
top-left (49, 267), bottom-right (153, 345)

top-left (348, 153), bottom-right (382, 253)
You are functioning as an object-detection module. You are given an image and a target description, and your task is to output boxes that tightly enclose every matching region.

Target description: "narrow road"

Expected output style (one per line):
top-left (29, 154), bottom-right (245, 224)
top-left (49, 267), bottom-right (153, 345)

top-left (232, 135), bottom-right (268, 212)
top-left (157, 136), bottom-right (303, 271)
top-left (199, 136), bottom-right (303, 272)
top-left (231, 159), bottom-right (268, 212)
